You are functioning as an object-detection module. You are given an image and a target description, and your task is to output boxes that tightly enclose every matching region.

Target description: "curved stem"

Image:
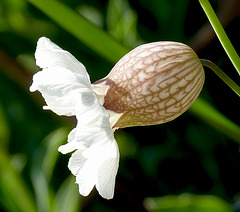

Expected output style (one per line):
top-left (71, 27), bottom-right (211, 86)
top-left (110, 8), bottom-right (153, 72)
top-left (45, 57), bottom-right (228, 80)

top-left (198, 0), bottom-right (240, 76)
top-left (200, 59), bottom-right (240, 96)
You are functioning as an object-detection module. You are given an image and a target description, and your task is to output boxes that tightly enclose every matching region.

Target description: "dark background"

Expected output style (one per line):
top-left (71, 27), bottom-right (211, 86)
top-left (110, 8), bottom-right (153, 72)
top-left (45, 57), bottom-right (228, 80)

top-left (0, 0), bottom-right (240, 211)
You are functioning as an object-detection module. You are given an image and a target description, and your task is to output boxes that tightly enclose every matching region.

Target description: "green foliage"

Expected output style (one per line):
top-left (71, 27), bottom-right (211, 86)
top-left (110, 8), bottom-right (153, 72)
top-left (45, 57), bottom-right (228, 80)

top-left (0, 0), bottom-right (240, 211)
top-left (27, 0), bottom-right (129, 63)
top-left (190, 98), bottom-right (240, 143)
top-left (0, 150), bottom-right (37, 212)
top-left (144, 194), bottom-right (233, 212)
top-left (106, 0), bottom-right (142, 47)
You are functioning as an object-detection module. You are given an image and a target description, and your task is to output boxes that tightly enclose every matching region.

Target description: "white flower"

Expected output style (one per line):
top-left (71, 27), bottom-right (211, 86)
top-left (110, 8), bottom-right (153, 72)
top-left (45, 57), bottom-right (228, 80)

top-left (30, 37), bottom-right (205, 200)
top-left (30, 37), bottom-right (121, 199)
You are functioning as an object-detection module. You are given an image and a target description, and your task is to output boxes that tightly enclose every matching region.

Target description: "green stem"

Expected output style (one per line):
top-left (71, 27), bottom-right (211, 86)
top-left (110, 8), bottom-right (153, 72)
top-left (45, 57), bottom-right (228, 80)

top-left (198, 0), bottom-right (240, 76)
top-left (200, 59), bottom-right (240, 96)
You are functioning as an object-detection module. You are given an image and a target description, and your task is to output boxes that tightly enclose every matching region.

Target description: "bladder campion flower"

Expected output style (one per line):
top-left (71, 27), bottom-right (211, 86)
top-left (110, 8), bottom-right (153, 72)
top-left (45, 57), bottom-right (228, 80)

top-left (95, 41), bottom-right (205, 128)
top-left (30, 37), bottom-right (204, 199)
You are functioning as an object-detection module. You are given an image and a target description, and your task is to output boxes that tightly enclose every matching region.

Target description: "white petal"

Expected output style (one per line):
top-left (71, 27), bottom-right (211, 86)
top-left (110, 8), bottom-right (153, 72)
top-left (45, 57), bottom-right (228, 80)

top-left (58, 128), bottom-right (76, 154)
top-left (77, 112), bottom-right (115, 148)
top-left (30, 37), bottom-right (92, 116)
top-left (73, 150), bottom-right (97, 196)
top-left (31, 67), bottom-right (88, 115)
top-left (58, 129), bottom-right (84, 154)
top-left (75, 90), bottom-right (106, 126)
top-left (59, 107), bottom-right (119, 199)
top-left (59, 106), bottom-right (114, 153)
top-left (35, 37), bottom-right (90, 83)
top-left (95, 141), bottom-right (119, 199)
top-left (68, 150), bottom-right (86, 176)
top-left (68, 135), bottom-right (119, 199)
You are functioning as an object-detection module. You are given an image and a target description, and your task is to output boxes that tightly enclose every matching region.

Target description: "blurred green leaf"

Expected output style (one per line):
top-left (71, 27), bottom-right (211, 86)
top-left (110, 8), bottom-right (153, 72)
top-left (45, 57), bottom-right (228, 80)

top-left (11, 153), bottom-right (27, 173)
top-left (30, 128), bottom-right (70, 211)
top-left (0, 150), bottom-right (37, 212)
top-left (52, 176), bottom-right (80, 212)
top-left (42, 127), bottom-right (69, 181)
top-left (144, 193), bottom-right (233, 212)
top-left (77, 5), bottom-right (104, 28)
top-left (190, 98), bottom-right (240, 144)
top-left (26, 0), bottom-right (129, 63)
top-left (0, 0), bottom-right (27, 31)
top-left (0, 103), bottom-right (10, 148)
top-left (106, 0), bottom-right (142, 47)
top-left (31, 168), bottom-right (52, 212)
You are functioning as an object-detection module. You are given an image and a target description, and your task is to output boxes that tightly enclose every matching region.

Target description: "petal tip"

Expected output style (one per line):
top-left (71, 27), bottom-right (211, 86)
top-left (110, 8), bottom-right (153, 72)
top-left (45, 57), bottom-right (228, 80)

top-left (29, 85), bottom-right (36, 92)
top-left (58, 145), bottom-right (67, 154)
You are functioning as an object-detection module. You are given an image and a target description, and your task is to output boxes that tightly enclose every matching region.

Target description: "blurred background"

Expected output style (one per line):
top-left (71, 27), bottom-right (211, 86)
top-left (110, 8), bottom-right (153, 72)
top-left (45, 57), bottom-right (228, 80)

top-left (0, 0), bottom-right (240, 211)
